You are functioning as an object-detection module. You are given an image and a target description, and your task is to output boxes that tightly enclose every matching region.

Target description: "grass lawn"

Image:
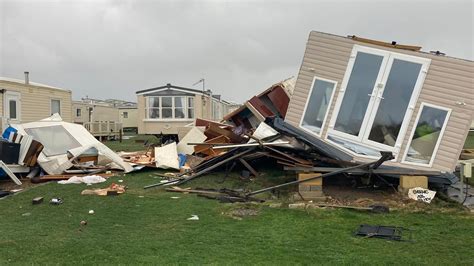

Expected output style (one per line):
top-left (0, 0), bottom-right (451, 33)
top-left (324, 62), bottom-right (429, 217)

top-left (0, 136), bottom-right (473, 264)
top-left (464, 131), bottom-right (474, 149)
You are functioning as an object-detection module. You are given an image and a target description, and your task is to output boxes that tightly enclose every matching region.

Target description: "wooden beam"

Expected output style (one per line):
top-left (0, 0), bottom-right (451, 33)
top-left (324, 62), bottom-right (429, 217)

top-left (238, 158), bottom-right (259, 177)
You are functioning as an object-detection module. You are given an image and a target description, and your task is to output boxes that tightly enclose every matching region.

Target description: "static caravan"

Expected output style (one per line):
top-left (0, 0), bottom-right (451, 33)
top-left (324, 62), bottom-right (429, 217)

top-left (286, 31), bottom-right (474, 175)
top-left (136, 83), bottom-right (237, 140)
top-left (0, 73), bottom-right (72, 132)
top-left (118, 107), bottom-right (138, 132)
top-left (72, 101), bottom-right (122, 139)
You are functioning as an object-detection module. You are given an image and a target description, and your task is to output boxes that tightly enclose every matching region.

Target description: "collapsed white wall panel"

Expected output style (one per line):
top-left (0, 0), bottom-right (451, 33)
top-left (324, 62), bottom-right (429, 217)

top-left (155, 142), bottom-right (180, 169)
top-left (12, 114), bottom-right (133, 175)
top-left (177, 127), bottom-right (207, 155)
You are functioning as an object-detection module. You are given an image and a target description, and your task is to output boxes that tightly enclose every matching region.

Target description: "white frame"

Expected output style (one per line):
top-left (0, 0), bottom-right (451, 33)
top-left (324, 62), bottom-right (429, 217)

top-left (50, 98), bottom-right (61, 115)
top-left (401, 102), bottom-right (451, 168)
top-left (361, 52), bottom-right (431, 153)
top-left (145, 96), bottom-right (195, 121)
top-left (299, 76), bottom-right (337, 138)
top-left (327, 45), bottom-right (431, 155)
top-left (4, 91), bottom-right (21, 122)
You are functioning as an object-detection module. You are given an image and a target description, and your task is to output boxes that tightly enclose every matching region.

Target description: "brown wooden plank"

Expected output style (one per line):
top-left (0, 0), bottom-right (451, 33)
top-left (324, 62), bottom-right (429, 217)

top-left (205, 123), bottom-right (244, 143)
top-left (238, 158), bottom-right (259, 177)
top-left (349, 35), bottom-right (422, 51)
top-left (194, 135), bottom-right (230, 155)
top-left (39, 173), bottom-right (116, 180)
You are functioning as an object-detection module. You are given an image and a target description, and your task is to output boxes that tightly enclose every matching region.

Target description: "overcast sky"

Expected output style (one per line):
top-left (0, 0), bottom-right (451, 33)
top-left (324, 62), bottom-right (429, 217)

top-left (1, 0), bottom-right (472, 103)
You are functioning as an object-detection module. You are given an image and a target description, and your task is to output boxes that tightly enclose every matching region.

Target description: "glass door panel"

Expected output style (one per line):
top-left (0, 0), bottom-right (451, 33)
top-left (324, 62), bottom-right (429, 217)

top-left (333, 52), bottom-right (384, 137)
top-left (367, 59), bottom-right (422, 146)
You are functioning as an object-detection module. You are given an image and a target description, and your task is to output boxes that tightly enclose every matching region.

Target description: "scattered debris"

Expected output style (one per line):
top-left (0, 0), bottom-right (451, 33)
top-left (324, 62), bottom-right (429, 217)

top-left (32, 197), bottom-right (44, 205)
top-left (309, 203), bottom-right (390, 213)
top-left (58, 175), bottom-right (107, 185)
top-left (0, 160), bottom-right (22, 185)
top-left (88, 210), bottom-right (95, 214)
top-left (408, 187), bottom-right (436, 203)
top-left (355, 224), bottom-right (410, 241)
top-left (12, 114), bottom-right (133, 175)
top-left (80, 220), bottom-right (88, 225)
top-left (81, 183), bottom-right (126, 196)
top-left (50, 198), bottom-right (63, 205)
top-left (187, 215), bottom-right (199, 221)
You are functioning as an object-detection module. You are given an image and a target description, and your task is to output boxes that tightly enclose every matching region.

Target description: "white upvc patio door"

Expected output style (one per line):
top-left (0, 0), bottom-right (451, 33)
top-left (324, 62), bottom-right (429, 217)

top-left (328, 45), bottom-right (430, 154)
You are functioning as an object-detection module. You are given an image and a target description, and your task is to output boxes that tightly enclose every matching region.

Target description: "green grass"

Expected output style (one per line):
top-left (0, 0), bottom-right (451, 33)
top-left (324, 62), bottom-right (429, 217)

top-left (0, 136), bottom-right (473, 264)
top-left (103, 134), bottom-right (157, 152)
top-left (0, 170), bottom-right (473, 264)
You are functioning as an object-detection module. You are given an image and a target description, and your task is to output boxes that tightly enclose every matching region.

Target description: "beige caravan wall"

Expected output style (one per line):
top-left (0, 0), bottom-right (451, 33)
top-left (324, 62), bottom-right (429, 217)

top-left (286, 31), bottom-right (474, 172)
top-left (0, 80), bottom-right (72, 124)
top-left (72, 102), bottom-right (120, 124)
top-left (119, 108), bottom-right (138, 128)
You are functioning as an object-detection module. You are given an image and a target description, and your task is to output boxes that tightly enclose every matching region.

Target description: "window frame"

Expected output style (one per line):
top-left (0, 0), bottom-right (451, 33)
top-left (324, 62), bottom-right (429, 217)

top-left (76, 108), bottom-right (82, 117)
top-left (401, 102), bottom-right (451, 167)
top-left (50, 98), bottom-right (61, 115)
top-left (122, 111), bottom-right (128, 119)
top-left (145, 96), bottom-right (195, 121)
top-left (299, 76), bottom-right (338, 138)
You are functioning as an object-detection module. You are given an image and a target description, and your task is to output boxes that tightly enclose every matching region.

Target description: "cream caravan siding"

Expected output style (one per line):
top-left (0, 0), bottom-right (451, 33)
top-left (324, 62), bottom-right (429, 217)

top-left (72, 102), bottom-right (120, 124)
top-left (0, 80), bottom-right (72, 124)
top-left (119, 108), bottom-right (138, 128)
top-left (286, 31), bottom-right (474, 172)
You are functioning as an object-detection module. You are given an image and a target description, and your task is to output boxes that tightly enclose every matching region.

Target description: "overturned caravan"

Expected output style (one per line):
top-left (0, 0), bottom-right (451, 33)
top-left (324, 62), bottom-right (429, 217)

top-left (12, 114), bottom-right (133, 175)
top-left (284, 31), bottom-right (474, 186)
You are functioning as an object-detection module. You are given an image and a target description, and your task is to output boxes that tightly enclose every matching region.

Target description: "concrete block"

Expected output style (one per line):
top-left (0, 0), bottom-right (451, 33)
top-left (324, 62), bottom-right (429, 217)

top-left (298, 184), bottom-right (311, 191)
top-left (298, 173), bottom-right (323, 186)
top-left (399, 175), bottom-right (428, 193)
top-left (299, 190), bottom-right (325, 201)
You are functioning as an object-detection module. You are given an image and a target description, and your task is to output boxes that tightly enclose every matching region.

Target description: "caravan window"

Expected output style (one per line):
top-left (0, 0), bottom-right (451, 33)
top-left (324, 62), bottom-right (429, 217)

top-left (301, 77), bottom-right (337, 136)
top-left (9, 100), bottom-right (17, 119)
top-left (403, 104), bottom-right (450, 166)
top-left (146, 96), bottom-right (195, 120)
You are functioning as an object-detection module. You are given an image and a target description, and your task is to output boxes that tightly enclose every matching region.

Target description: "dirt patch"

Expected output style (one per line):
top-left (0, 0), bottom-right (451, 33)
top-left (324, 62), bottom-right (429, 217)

top-left (0, 178), bottom-right (37, 192)
top-left (223, 203), bottom-right (261, 220)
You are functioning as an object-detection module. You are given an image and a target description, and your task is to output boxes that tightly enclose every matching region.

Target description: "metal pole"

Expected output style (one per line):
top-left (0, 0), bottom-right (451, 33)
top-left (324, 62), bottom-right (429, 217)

top-left (246, 152), bottom-right (393, 197)
top-left (143, 148), bottom-right (256, 189)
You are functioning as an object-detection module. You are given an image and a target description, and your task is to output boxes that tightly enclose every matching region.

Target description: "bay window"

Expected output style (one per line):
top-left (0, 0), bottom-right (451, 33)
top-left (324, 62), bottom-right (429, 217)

top-left (146, 96), bottom-right (195, 120)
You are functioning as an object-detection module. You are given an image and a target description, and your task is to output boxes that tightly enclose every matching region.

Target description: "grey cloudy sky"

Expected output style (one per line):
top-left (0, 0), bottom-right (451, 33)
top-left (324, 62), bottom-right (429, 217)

top-left (1, 0), bottom-right (473, 103)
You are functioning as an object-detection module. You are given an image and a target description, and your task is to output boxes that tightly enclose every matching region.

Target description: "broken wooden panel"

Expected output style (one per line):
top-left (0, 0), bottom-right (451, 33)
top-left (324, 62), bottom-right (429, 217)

top-left (205, 123), bottom-right (245, 143)
top-left (248, 96), bottom-right (274, 118)
top-left (194, 135), bottom-right (230, 156)
top-left (266, 86), bottom-right (290, 118)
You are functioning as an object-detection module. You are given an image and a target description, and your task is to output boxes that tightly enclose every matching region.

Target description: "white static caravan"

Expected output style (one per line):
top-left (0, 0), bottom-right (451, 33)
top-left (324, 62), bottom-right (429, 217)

top-left (286, 31), bottom-right (474, 174)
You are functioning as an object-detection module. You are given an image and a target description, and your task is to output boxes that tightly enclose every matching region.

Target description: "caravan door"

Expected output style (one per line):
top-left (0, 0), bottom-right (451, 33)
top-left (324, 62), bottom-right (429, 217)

top-left (4, 91), bottom-right (21, 124)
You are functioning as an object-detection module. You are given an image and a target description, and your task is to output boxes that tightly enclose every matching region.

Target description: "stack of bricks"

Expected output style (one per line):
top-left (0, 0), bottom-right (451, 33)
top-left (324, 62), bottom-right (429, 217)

top-left (298, 173), bottom-right (326, 201)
